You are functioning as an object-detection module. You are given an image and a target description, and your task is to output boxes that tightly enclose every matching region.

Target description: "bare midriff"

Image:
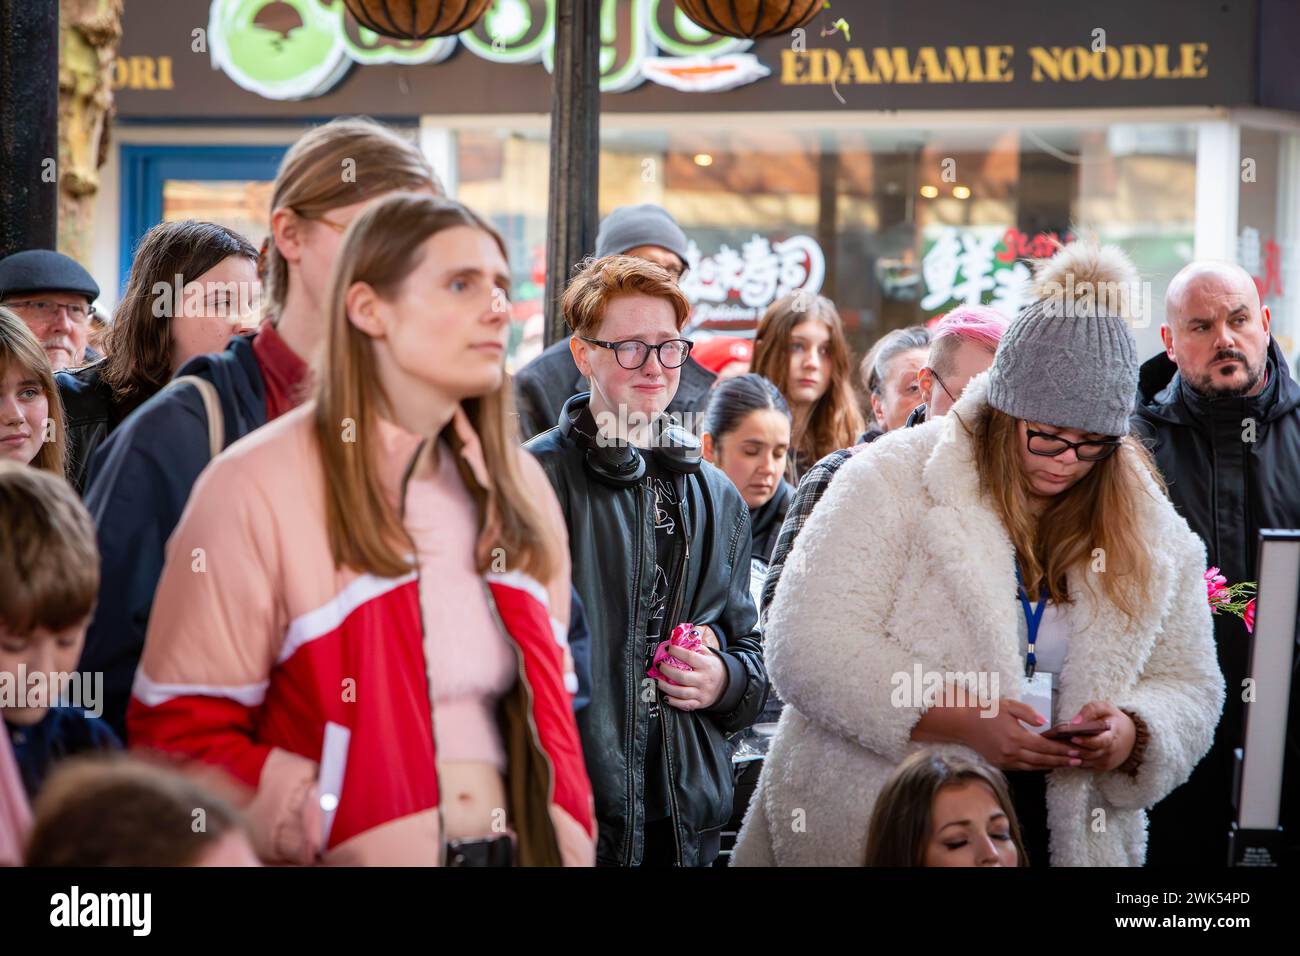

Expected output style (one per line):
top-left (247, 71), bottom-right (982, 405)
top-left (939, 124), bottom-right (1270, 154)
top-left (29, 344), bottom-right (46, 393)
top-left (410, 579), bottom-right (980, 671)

top-left (438, 761), bottom-right (510, 841)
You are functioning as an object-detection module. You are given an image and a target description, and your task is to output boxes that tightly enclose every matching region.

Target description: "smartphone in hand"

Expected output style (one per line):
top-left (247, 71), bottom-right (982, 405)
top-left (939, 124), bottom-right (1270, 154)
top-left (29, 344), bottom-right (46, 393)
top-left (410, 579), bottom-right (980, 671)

top-left (1042, 720), bottom-right (1108, 741)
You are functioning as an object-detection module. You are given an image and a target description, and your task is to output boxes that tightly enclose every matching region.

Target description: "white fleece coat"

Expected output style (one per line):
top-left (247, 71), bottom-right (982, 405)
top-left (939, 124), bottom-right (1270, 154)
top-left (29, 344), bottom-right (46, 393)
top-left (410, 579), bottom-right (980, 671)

top-left (731, 373), bottom-right (1224, 867)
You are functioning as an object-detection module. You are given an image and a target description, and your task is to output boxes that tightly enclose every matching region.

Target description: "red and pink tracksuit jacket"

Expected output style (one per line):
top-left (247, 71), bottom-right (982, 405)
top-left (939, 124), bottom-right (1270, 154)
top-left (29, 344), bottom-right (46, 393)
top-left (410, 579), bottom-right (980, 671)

top-left (128, 403), bottom-right (595, 865)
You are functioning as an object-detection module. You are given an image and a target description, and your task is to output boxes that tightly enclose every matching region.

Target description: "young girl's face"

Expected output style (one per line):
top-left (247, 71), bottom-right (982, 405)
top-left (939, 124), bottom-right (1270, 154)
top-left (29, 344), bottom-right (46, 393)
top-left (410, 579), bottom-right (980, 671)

top-left (704, 408), bottom-right (790, 509)
top-left (786, 319), bottom-right (832, 408)
top-left (923, 780), bottom-right (1019, 867)
top-left (0, 361), bottom-right (50, 466)
top-left (170, 254), bottom-right (260, 372)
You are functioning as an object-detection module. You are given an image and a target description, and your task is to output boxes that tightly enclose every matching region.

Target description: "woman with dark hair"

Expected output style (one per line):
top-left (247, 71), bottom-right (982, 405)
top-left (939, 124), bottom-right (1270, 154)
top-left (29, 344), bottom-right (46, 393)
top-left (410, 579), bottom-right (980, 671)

top-left (865, 749), bottom-right (1026, 867)
top-left (56, 220), bottom-right (258, 492)
top-left (130, 193), bottom-right (594, 866)
top-left (750, 293), bottom-right (863, 483)
top-left (701, 373), bottom-right (793, 566)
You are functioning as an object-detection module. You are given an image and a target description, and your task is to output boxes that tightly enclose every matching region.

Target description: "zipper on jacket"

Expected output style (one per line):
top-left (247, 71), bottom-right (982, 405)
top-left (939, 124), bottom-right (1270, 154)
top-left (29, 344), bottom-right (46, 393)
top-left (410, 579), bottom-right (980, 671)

top-left (483, 579), bottom-right (559, 860)
top-left (624, 486), bottom-right (648, 866)
top-left (397, 439), bottom-right (450, 865)
top-left (657, 485), bottom-right (692, 866)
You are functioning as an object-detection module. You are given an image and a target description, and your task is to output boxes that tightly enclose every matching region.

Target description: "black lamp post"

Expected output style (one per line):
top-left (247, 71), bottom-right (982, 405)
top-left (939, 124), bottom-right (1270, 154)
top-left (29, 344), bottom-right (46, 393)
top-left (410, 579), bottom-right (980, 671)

top-left (542, 0), bottom-right (600, 347)
top-left (0, 0), bottom-right (60, 258)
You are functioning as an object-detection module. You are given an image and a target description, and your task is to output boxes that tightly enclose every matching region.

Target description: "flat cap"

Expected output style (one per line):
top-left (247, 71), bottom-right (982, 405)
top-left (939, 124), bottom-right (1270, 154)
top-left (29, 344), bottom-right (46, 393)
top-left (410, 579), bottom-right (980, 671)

top-left (0, 249), bottom-right (99, 301)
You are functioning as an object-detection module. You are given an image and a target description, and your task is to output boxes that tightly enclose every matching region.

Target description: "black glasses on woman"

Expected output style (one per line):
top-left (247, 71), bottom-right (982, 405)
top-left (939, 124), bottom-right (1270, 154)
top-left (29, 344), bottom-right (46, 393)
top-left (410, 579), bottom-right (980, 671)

top-left (1024, 423), bottom-right (1122, 461)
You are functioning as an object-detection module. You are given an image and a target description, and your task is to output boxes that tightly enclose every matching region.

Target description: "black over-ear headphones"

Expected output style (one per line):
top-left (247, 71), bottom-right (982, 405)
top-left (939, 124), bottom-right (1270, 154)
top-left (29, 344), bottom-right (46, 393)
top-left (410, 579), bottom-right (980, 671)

top-left (558, 392), bottom-right (702, 489)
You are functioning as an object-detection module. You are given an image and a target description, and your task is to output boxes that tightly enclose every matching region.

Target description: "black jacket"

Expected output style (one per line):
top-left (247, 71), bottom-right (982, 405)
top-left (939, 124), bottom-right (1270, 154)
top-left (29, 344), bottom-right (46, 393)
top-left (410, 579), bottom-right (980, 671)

top-left (513, 336), bottom-right (717, 441)
top-left (1132, 337), bottom-right (1300, 865)
top-left (80, 334), bottom-right (269, 739)
top-left (525, 410), bottom-right (767, 866)
top-left (55, 361), bottom-right (151, 495)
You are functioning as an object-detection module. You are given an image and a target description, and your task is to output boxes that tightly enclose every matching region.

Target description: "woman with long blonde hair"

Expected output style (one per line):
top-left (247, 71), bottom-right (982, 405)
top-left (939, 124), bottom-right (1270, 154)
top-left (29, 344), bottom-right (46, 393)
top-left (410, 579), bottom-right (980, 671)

top-left (735, 242), bottom-right (1222, 867)
top-left (130, 193), bottom-right (594, 866)
top-left (751, 293), bottom-right (864, 483)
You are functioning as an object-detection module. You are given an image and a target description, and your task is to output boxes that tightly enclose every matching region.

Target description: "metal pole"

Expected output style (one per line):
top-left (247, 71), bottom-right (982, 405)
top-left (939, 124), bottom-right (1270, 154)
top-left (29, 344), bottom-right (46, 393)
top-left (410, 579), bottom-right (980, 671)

top-left (0, 0), bottom-right (60, 258)
top-left (543, 0), bottom-right (600, 347)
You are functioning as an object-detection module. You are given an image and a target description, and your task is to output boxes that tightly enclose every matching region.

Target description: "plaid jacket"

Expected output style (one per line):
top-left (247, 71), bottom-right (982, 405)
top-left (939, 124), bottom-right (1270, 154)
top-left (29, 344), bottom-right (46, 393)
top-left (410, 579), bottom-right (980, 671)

top-left (760, 446), bottom-right (859, 625)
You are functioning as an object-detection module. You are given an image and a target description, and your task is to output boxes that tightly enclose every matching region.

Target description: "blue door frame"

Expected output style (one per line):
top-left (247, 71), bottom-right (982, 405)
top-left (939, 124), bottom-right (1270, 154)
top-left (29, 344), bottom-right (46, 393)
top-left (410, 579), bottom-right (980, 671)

top-left (119, 144), bottom-right (287, 296)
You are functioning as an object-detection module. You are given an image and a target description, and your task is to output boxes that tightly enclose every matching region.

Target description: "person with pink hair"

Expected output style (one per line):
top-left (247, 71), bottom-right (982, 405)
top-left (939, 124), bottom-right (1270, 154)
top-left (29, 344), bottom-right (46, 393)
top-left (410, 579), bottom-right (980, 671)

top-left (911, 305), bottom-right (1010, 423)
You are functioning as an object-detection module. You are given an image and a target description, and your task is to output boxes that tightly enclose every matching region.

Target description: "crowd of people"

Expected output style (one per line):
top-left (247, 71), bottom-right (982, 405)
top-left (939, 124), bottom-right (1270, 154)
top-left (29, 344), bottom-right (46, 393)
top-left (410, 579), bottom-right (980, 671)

top-left (1, 116), bottom-right (1297, 868)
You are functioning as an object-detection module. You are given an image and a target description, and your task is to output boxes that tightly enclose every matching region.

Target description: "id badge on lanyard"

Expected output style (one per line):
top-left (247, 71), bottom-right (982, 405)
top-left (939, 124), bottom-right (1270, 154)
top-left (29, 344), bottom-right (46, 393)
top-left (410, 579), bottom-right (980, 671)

top-left (1016, 559), bottom-right (1053, 733)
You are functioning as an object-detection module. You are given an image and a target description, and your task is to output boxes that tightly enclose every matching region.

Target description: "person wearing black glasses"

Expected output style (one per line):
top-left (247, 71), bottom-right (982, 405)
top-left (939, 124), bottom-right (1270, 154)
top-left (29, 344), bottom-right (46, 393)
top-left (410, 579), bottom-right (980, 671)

top-left (735, 241), bottom-right (1221, 868)
top-left (512, 204), bottom-right (717, 441)
top-left (0, 250), bottom-right (101, 372)
top-left (907, 305), bottom-right (1009, 426)
top-left (526, 255), bottom-right (767, 867)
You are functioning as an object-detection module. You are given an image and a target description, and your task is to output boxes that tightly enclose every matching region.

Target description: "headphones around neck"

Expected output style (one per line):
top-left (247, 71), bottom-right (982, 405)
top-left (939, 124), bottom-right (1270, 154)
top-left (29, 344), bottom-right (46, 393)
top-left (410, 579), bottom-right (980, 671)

top-left (558, 392), bottom-right (702, 488)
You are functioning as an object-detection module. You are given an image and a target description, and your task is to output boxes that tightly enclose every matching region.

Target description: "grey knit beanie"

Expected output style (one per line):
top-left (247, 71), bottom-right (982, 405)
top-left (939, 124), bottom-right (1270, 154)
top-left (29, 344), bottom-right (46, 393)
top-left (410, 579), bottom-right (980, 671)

top-left (595, 204), bottom-right (689, 262)
top-left (986, 242), bottom-right (1140, 436)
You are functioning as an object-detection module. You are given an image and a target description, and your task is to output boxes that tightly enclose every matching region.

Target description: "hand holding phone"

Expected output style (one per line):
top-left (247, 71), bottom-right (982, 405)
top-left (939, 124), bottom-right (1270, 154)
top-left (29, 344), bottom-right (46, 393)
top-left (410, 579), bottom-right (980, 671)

top-left (1042, 719), bottom-right (1108, 741)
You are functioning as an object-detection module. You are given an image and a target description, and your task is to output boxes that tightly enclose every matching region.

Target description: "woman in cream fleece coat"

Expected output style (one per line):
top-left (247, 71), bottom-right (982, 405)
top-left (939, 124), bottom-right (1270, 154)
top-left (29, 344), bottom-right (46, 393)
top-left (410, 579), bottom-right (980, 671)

top-left (733, 245), bottom-right (1224, 867)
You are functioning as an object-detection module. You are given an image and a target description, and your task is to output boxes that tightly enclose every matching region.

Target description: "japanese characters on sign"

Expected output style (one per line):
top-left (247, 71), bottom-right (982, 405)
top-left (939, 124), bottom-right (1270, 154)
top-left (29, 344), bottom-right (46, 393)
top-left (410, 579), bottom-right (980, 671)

top-left (920, 226), bottom-right (1037, 319)
top-left (680, 234), bottom-right (826, 332)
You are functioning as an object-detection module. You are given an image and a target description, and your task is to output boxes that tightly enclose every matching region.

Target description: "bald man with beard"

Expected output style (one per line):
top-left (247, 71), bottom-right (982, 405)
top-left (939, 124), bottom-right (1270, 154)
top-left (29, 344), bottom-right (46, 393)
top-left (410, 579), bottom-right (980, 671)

top-left (1133, 261), bottom-right (1300, 866)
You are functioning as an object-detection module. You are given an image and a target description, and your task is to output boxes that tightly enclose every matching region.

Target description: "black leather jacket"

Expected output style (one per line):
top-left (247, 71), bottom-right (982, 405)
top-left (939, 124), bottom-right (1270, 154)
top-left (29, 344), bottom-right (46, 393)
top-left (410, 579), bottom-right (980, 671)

top-left (55, 360), bottom-right (150, 495)
top-left (525, 412), bottom-right (768, 866)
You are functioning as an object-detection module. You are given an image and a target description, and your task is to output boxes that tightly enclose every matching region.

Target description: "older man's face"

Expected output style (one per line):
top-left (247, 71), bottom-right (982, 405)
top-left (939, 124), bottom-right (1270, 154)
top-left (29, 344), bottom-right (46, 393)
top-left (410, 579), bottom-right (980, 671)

top-left (3, 291), bottom-right (93, 370)
top-left (1163, 265), bottom-right (1271, 398)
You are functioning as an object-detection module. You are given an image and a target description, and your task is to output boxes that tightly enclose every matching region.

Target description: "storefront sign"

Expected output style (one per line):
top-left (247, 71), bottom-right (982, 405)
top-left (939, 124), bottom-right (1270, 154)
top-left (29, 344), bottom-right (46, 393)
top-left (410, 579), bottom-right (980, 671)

top-left (681, 234), bottom-right (824, 331)
top-left (920, 227), bottom-right (1036, 320)
top-left (114, 0), bottom-right (1262, 118)
top-left (781, 43), bottom-right (1210, 89)
top-left (207, 0), bottom-right (763, 100)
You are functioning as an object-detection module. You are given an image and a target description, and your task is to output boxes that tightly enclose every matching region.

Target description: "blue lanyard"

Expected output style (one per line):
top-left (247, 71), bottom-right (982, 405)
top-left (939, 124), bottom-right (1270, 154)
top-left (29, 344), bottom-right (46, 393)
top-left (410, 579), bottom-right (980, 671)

top-left (1014, 559), bottom-right (1045, 679)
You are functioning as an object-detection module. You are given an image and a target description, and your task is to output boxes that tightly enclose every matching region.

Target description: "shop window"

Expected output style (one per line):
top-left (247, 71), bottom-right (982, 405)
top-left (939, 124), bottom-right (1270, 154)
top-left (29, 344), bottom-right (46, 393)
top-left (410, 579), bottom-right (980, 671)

top-left (456, 121), bottom-right (1198, 370)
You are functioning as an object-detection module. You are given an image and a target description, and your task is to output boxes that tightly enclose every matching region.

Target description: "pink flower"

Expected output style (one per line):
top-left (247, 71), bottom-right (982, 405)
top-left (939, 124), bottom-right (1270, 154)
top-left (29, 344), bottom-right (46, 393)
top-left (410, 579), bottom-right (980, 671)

top-left (1205, 567), bottom-right (1230, 607)
top-left (1244, 598), bottom-right (1256, 634)
top-left (647, 623), bottom-right (704, 686)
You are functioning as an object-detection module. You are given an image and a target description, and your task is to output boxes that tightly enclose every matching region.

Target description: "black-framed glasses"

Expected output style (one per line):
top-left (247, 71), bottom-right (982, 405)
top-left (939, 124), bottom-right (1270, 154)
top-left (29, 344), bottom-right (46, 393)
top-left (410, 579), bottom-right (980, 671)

top-left (579, 336), bottom-right (692, 370)
top-left (1025, 424), bottom-right (1122, 461)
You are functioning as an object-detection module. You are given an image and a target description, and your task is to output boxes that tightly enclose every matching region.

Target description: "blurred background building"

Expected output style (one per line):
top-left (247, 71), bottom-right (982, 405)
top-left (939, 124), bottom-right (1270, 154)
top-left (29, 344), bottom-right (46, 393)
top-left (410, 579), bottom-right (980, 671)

top-left (96, 0), bottom-right (1300, 370)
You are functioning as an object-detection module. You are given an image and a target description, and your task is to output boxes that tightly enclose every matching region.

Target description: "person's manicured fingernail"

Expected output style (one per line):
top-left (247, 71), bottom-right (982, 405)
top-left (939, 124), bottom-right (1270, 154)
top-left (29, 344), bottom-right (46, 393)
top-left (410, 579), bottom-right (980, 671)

top-left (1069, 758), bottom-right (1082, 766)
top-left (1071, 715), bottom-right (1082, 724)
top-left (1069, 750), bottom-right (1080, 757)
